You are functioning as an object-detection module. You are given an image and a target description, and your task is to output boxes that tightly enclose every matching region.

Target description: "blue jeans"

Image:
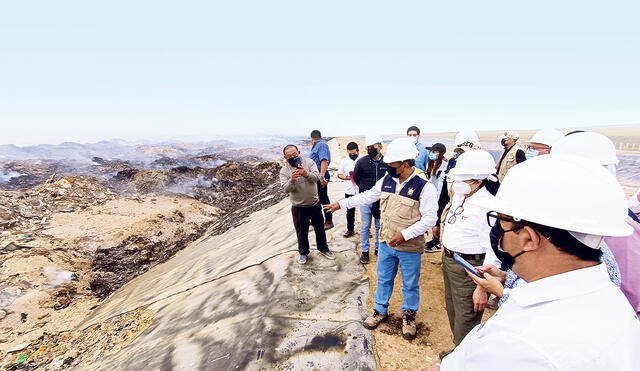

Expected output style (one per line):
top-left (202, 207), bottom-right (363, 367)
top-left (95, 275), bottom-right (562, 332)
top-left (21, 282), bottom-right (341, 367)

top-left (359, 203), bottom-right (380, 253)
top-left (374, 242), bottom-right (422, 314)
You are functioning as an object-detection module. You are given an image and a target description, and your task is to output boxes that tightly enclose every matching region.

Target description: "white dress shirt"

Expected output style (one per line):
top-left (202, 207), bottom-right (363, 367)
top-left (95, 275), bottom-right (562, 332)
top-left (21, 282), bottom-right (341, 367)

top-left (338, 170), bottom-right (438, 241)
top-left (337, 156), bottom-right (362, 195)
top-left (441, 263), bottom-right (640, 370)
top-left (441, 187), bottom-right (500, 266)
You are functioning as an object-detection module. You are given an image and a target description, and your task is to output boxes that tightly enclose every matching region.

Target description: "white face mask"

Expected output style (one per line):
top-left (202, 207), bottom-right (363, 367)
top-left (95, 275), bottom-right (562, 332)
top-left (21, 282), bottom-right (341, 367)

top-left (408, 136), bottom-right (418, 144)
top-left (452, 180), bottom-right (472, 195)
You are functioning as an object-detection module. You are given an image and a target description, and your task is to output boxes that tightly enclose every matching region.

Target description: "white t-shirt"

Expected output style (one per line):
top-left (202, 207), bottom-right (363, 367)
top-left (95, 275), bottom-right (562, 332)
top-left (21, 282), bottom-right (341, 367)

top-left (338, 156), bottom-right (361, 195)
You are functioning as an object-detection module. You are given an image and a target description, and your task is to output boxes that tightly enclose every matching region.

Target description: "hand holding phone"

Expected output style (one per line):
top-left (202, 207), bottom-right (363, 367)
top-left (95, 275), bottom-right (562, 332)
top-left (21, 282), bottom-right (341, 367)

top-left (453, 253), bottom-right (483, 278)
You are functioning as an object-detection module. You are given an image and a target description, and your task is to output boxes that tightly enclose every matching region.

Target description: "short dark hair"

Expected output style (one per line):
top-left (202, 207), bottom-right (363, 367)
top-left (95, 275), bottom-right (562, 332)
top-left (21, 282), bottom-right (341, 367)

top-left (404, 159), bottom-right (416, 167)
top-left (310, 130), bottom-right (322, 139)
top-left (346, 142), bottom-right (359, 151)
top-left (406, 126), bottom-right (421, 135)
top-left (523, 221), bottom-right (602, 262)
top-left (283, 144), bottom-right (298, 154)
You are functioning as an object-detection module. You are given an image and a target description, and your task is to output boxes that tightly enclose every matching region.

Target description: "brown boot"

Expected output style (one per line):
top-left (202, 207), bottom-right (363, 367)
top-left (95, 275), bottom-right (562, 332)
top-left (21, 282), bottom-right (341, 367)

top-left (363, 310), bottom-right (387, 330)
top-left (402, 310), bottom-right (417, 340)
top-left (343, 230), bottom-right (355, 238)
top-left (324, 221), bottom-right (334, 230)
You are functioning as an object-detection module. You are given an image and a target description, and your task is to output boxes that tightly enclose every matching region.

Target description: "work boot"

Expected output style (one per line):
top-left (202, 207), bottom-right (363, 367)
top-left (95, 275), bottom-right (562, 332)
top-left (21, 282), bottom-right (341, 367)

top-left (324, 221), bottom-right (334, 230)
top-left (343, 230), bottom-right (355, 238)
top-left (363, 310), bottom-right (387, 330)
top-left (439, 349), bottom-right (453, 360)
top-left (402, 310), bottom-right (417, 340)
top-left (360, 251), bottom-right (370, 264)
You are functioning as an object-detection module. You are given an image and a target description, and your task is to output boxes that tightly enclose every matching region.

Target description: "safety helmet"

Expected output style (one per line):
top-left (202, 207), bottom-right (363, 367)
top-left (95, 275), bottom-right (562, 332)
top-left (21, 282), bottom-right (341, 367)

top-left (365, 135), bottom-right (383, 147)
top-left (470, 154), bottom-right (633, 246)
top-left (551, 132), bottom-right (619, 165)
top-left (455, 130), bottom-right (480, 146)
top-left (529, 129), bottom-right (565, 147)
top-left (384, 138), bottom-right (419, 163)
top-left (447, 150), bottom-right (497, 181)
top-left (498, 130), bottom-right (520, 140)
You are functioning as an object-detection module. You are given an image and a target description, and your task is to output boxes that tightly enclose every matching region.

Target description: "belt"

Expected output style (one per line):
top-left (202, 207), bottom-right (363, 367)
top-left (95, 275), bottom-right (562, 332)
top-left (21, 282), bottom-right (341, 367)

top-left (443, 246), bottom-right (486, 261)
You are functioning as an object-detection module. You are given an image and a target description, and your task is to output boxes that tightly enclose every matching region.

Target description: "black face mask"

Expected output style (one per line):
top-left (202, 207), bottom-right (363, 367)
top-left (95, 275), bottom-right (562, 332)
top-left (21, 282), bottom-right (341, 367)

top-left (349, 153), bottom-right (359, 161)
top-left (500, 138), bottom-right (508, 147)
top-left (367, 148), bottom-right (379, 158)
top-left (287, 156), bottom-right (302, 168)
top-left (387, 165), bottom-right (401, 178)
top-left (489, 223), bottom-right (527, 270)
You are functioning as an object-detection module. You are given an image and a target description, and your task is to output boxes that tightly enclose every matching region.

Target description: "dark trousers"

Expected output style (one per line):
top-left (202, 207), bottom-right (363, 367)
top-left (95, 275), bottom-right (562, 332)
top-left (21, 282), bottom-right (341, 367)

top-left (345, 193), bottom-right (355, 232)
top-left (291, 202), bottom-right (329, 256)
top-left (316, 180), bottom-right (332, 222)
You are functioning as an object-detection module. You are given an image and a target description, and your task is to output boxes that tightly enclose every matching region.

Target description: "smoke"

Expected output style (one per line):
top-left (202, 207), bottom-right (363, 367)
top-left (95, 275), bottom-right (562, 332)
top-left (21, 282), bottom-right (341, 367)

top-left (43, 266), bottom-right (76, 287)
top-left (165, 175), bottom-right (218, 197)
top-left (0, 170), bottom-right (24, 182)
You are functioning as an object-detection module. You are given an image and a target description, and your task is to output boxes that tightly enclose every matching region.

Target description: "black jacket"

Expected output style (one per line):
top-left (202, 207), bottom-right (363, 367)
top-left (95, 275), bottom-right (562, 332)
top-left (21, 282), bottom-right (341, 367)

top-left (354, 155), bottom-right (388, 193)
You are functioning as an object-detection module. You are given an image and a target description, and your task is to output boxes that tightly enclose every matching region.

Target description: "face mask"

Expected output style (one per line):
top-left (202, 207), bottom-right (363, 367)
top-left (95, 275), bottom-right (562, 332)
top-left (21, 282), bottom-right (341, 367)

top-left (287, 156), bottom-right (302, 168)
top-left (501, 138), bottom-right (508, 147)
top-left (428, 152), bottom-right (437, 161)
top-left (349, 153), bottom-right (359, 161)
top-left (452, 181), bottom-right (472, 195)
top-left (525, 148), bottom-right (539, 160)
top-left (489, 223), bottom-right (527, 270)
top-left (387, 165), bottom-right (401, 178)
top-left (367, 147), bottom-right (379, 158)
top-left (408, 136), bottom-right (418, 144)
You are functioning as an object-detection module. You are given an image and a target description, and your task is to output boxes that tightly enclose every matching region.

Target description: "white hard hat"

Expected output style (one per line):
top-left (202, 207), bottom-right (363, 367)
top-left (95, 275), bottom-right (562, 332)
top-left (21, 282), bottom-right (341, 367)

top-left (470, 154), bottom-right (633, 245)
top-left (455, 130), bottom-right (480, 146)
top-left (498, 130), bottom-right (520, 140)
top-left (529, 129), bottom-right (565, 147)
top-left (384, 138), bottom-right (419, 163)
top-left (551, 132), bottom-right (619, 165)
top-left (365, 135), bottom-right (383, 147)
top-left (447, 150), bottom-right (497, 181)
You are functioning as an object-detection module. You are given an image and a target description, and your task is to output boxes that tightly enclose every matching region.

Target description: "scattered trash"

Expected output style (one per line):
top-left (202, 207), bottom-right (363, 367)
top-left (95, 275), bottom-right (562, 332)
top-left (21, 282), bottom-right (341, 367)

top-left (15, 354), bottom-right (29, 364)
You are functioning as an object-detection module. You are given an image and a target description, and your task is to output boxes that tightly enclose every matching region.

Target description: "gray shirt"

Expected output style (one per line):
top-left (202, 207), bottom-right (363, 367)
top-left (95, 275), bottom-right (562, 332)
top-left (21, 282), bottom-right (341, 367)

top-left (279, 157), bottom-right (321, 207)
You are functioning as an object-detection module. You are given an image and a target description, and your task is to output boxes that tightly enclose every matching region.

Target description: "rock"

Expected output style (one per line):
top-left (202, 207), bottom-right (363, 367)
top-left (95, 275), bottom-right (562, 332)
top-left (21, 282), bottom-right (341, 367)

top-left (1, 242), bottom-right (33, 254)
top-left (0, 309), bottom-right (6, 319)
top-left (7, 342), bottom-right (30, 353)
top-left (61, 206), bottom-right (75, 213)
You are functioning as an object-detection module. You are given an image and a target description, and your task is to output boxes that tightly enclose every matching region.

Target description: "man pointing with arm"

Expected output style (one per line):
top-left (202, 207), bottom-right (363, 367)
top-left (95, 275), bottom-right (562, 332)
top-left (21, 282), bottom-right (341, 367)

top-left (325, 138), bottom-right (438, 340)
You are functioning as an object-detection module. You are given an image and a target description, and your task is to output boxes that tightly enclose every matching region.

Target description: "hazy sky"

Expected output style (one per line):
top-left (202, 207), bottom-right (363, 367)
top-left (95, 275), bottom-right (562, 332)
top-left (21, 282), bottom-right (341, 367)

top-left (1, 1), bottom-right (639, 145)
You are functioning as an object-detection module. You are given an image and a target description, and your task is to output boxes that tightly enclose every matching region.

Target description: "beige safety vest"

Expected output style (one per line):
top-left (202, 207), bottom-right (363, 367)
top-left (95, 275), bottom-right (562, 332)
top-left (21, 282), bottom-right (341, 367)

top-left (497, 144), bottom-right (522, 183)
top-left (379, 192), bottom-right (425, 253)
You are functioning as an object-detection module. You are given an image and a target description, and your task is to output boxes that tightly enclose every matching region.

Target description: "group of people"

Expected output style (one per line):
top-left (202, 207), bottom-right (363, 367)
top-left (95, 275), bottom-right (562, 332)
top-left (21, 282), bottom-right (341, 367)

top-left (279, 126), bottom-right (640, 369)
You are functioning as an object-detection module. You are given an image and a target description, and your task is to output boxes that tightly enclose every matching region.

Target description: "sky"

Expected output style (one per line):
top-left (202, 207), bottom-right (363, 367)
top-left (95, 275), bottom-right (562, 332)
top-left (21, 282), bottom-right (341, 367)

top-left (1, 1), bottom-right (639, 145)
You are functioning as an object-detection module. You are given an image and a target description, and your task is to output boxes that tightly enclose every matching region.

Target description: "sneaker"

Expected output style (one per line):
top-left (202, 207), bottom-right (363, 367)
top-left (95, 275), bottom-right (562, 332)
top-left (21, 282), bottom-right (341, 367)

top-left (343, 230), bottom-right (355, 238)
top-left (402, 310), bottom-right (417, 340)
top-left (424, 242), bottom-right (442, 253)
top-left (360, 251), bottom-right (370, 264)
top-left (363, 310), bottom-right (387, 330)
top-left (297, 255), bottom-right (308, 264)
top-left (439, 349), bottom-right (453, 361)
top-left (323, 221), bottom-right (334, 230)
top-left (318, 250), bottom-right (336, 260)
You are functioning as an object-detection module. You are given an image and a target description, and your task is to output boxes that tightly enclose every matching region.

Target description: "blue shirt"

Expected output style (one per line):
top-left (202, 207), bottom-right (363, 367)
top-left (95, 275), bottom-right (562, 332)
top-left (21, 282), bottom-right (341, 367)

top-left (310, 139), bottom-right (331, 180)
top-left (415, 142), bottom-right (429, 172)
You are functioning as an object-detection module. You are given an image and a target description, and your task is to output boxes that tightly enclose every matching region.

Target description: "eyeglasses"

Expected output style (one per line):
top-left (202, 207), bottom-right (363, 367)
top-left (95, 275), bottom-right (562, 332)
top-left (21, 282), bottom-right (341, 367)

top-left (447, 205), bottom-right (464, 224)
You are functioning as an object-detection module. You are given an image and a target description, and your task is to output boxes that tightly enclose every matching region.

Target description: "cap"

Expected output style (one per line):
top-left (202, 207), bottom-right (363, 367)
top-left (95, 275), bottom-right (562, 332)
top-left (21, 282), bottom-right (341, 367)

top-left (426, 143), bottom-right (447, 154)
top-left (498, 131), bottom-right (520, 140)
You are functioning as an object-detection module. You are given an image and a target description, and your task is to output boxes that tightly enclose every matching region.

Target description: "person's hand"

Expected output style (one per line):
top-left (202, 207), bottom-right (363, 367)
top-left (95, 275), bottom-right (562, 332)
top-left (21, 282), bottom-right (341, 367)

top-left (476, 264), bottom-right (506, 283)
top-left (467, 270), bottom-right (505, 298)
top-left (319, 177), bottom-right (328, 186)
top-left (297, 167), bottom-right (308, 177)
top-left (323, 203), bottom-right (341, 213)
top-left (388, 231), bottom-right (406, 247)
top-left (291, 170), bottom-right (300, 181)
top-left (422, 365), bottom-right (440, 371)
top-left (472, 285), bottom-right (488, 312)
top-left (432, 226), bottom-right (440, 239)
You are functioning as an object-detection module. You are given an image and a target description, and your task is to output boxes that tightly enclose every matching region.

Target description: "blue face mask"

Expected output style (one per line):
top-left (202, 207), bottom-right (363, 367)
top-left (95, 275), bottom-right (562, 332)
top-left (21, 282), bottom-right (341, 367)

top-left (428, 152), bottom-right (437, 161)
top-left (525, 148), bottom-right (539, 160)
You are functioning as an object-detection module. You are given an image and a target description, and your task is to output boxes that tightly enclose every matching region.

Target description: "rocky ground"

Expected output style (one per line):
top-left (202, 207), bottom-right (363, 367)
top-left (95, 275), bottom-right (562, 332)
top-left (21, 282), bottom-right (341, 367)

top-left (0, 149), bottom-right (287, 369)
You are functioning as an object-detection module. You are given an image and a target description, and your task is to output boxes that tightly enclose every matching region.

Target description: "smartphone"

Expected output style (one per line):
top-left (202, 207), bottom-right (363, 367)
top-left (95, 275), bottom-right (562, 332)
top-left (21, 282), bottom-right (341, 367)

top-left (453, 253), bottom-right (482, 278)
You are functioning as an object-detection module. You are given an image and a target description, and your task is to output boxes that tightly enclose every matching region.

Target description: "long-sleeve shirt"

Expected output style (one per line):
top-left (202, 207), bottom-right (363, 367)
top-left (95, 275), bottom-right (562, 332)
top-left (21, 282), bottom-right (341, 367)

top-left (338, 170), bottom-right (438, 241)
top-left (279, 157), bottom-right (321, 207)
top-left (415, 142), bottom-right (429, 172)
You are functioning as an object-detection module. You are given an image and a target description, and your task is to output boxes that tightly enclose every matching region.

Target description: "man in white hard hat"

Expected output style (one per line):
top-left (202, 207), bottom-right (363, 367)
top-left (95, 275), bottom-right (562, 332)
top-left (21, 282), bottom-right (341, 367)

top-left (325, 138), bottom-right (438, 340)
top-left (496, 130), bottom-right (525, 182)
top-left (352, 135), bottom-right (388, 263)
top-left (524, 128), bottom-right (564, 160)
top-left (429, 154), bottom-right (640, 370)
